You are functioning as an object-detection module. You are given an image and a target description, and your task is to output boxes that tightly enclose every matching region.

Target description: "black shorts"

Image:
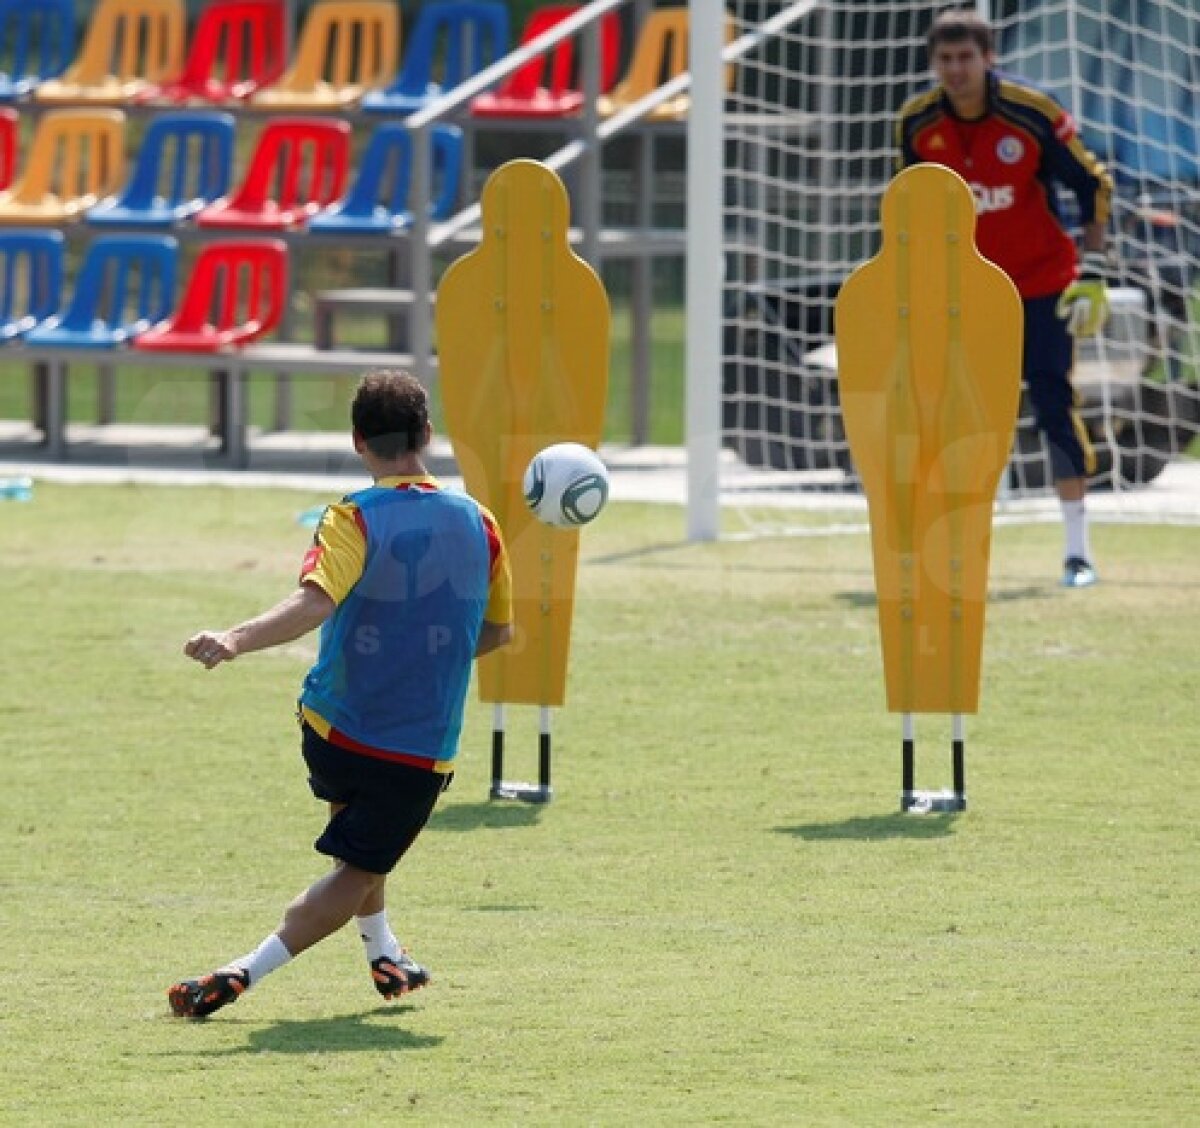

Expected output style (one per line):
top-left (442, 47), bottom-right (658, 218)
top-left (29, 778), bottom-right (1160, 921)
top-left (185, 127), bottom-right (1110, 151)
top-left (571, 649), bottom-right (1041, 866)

top-left (1023, 294), bottom-right (1094, 480)
top-left (301, 722), bottom-right (451, 875)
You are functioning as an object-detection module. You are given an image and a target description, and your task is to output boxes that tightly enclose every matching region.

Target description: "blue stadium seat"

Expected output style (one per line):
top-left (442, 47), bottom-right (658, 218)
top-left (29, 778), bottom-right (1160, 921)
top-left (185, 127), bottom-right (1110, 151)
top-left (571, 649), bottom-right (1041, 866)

top-left (0, 0), bottom-right (74, 102)
top-left (0, 228), bottom-right (63, 340)
top-left (309, 124), bottom-right (463, 234)
top-left (87, 112), bottom-right (236, 228)
top-left (361, 1), bottom-right (509, 115)
top-left (25, 234), bottom-right (177, 348)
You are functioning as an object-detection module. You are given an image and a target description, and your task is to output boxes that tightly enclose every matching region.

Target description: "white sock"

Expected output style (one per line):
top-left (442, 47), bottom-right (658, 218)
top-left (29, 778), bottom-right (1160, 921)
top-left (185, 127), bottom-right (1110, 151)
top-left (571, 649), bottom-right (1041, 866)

top-left (357, 910), bottom-right (402, 963)
top-left (223, 933), bottom-right (293, 988)
top-left (1061, 498), bottom-right (1091, 562)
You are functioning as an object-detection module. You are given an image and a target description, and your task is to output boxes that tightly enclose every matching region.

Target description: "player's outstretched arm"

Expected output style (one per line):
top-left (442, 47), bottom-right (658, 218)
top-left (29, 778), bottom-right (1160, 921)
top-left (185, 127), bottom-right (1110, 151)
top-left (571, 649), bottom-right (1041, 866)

top-left (185, 583), bottom-right (336, 670)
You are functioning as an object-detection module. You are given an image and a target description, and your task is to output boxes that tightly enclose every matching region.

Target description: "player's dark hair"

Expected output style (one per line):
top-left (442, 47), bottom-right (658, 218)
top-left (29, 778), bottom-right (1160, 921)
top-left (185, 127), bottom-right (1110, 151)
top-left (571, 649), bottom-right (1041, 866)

top-left (928, 8), bottom-right (994, 54)
top-left (351, 369), bottom-right (430, 459)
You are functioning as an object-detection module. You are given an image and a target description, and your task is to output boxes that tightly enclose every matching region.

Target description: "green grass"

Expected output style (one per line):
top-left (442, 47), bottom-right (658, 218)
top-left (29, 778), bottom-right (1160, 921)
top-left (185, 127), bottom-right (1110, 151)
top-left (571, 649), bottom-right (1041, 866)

top-left (1, 485), bottom-right (1198, 1123)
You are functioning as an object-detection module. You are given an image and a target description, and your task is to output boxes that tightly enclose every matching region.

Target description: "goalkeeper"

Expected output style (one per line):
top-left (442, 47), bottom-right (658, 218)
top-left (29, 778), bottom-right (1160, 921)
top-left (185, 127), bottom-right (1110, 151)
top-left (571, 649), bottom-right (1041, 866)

top-left (896, 8), bottom-right (1114, 588)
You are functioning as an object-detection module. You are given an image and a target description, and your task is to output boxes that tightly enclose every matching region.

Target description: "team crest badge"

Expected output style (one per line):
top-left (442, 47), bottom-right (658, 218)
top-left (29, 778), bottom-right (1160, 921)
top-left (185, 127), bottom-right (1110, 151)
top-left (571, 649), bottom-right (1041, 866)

top-left (997, 136), bottom-right (1024, 164)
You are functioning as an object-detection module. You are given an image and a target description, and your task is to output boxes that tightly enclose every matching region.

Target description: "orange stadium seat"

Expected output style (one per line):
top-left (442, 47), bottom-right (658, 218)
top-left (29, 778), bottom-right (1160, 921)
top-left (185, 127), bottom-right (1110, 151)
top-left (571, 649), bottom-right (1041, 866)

top-left (0, 110), bottom-right (126, 225)
top-left (598, 7), bottom-right (735, 121)
top-left (250, 1), bottom-right (398, 110)
top-left (35, 0), bottom-right (185, 104)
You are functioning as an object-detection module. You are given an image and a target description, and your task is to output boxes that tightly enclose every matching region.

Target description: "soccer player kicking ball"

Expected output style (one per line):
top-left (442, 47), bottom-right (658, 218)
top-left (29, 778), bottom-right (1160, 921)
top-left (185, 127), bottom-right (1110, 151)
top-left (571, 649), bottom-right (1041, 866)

top-left (896, 9), bottom-right (1114, 587)
top-left (168, 370), bottom-right (512, 1018)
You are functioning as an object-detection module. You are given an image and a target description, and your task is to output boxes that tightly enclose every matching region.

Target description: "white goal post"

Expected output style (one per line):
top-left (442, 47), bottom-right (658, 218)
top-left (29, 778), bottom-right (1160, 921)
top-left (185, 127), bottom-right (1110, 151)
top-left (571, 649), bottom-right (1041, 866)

top-left (688, 0), bottom-right (1200, 538)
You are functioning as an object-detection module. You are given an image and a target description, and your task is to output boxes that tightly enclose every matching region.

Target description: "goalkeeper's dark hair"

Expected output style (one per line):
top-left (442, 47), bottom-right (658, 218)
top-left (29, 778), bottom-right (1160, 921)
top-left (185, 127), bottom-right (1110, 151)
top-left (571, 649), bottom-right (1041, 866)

top-left (351, 369), bottom-right (430, 459)
top-left (928, 8), bottom-right (994, 55)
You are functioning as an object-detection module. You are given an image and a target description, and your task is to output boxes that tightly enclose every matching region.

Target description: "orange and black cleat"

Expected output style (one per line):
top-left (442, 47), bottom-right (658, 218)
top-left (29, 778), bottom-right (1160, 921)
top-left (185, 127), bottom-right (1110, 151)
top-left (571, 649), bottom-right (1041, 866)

top-left (168, 969), bottom-right (250, 1018)
top-left (371, 952), bottom-right (430, 999)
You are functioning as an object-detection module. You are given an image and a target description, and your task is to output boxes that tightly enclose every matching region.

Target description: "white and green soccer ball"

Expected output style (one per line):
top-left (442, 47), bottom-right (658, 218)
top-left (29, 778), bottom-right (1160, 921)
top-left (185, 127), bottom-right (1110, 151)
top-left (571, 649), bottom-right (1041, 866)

top-left (522, 442), bottom-right (610, 528)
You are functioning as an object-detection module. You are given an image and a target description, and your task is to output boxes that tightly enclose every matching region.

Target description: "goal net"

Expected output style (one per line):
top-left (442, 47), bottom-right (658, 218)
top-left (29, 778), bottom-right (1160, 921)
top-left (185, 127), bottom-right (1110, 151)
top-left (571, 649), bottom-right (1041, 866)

top-left (714, 0), bottom-right (1200, 533)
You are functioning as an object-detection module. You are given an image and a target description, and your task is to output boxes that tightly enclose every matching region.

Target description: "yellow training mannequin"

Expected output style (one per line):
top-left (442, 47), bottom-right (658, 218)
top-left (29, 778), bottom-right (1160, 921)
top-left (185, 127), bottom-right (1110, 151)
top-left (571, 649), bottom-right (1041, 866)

top-left (837, 164), bottom-right (1022, 714)
top-left (437, 159), bottom-right (610, 707)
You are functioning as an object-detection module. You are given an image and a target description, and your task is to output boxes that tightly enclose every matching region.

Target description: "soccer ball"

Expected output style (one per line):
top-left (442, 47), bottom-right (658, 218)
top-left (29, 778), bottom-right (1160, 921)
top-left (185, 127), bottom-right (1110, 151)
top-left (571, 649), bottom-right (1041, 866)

top-left (522, 443), bottom-right (610, 528)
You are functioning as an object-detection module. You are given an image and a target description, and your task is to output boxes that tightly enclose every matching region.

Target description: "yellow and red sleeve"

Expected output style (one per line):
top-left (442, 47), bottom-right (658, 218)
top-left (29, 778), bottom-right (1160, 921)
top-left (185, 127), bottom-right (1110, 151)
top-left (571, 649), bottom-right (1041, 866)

top-left (299, 501), bottom-right (367, 605)
top-left (479, 504), bottom-right (513, 625)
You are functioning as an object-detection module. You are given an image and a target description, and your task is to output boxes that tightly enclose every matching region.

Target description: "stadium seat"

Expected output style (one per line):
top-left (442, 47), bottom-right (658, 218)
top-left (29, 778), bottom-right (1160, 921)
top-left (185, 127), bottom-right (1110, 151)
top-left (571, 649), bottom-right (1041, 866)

top-left (194, 117), bottom-right (351, 231)
top-left (598, 7), bottom-right (735, 121)
top-left (309, 124), bottom-right (464, 235)
top-left (362, 1), bottom-right (509, 115)
top-left (25, 234), bottom-right (178, 348)
top-left (138, 0), bottom-right (287, 104)
top-left (87, 112), bottom-right (236, 228)
top-left (0, 0), bottom-right (74, 102)
top-left (0, 110), bottom-right (126, 226)
top-left (35, 0), bottom-right (185, 105)
top-left (133, 239), bottom-right (287, 351)
top-left (0, 228), bottom-right (63, 341)
top-left (470, 4), bottom-right (621, 119)
top-left (250, 1), bottom-right (398, 110)
top-left (0, 108), bottom-right (17, 190)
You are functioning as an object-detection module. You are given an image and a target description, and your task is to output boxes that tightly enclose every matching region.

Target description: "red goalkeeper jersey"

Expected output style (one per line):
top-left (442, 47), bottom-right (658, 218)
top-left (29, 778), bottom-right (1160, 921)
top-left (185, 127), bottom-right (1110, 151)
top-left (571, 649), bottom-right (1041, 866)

top-left (896, 71), bottom-right (1113, 299)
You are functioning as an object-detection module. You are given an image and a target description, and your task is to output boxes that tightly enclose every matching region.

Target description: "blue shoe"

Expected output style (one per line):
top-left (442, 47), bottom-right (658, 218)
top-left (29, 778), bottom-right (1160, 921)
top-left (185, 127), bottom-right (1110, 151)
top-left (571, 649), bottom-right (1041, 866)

top-left (1061, 557), bottom-right (1098, 588)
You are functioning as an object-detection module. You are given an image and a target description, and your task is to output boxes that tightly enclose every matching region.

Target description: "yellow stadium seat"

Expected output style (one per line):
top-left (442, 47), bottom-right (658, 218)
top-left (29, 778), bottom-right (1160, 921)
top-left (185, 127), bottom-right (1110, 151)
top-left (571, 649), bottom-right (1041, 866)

top-left (597, 7), bottom-right (734, 121)
top-left (35, 0), bottom-right (184, 104)
top-left (0, 110), bottom-right (126, 225)
top-left (251, 1), bottom-right (399, 110)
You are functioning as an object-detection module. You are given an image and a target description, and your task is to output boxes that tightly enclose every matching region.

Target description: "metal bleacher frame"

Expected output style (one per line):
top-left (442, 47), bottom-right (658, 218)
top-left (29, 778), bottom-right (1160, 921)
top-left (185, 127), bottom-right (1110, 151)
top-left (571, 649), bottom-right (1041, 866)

top-left (8, 0), bottom-right (807, 466)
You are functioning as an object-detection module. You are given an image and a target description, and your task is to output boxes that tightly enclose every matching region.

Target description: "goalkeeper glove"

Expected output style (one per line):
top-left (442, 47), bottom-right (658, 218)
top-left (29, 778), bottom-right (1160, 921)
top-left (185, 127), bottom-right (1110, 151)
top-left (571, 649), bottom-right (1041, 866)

top-left (1055, 252), bottom-right (1110, 337)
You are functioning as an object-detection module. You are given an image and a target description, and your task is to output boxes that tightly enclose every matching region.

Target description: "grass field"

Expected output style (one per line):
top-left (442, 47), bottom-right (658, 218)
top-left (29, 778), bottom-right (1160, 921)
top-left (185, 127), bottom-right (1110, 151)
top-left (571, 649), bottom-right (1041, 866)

top-left (1, 484), bottom-right (1198, 1125)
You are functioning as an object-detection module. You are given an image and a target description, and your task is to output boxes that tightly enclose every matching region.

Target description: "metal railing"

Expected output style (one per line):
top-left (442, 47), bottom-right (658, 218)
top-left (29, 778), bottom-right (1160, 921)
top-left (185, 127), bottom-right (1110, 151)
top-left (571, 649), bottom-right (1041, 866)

top-left (398, 0), bottom-right (822, 448)
top-left (401, 0), bottom-right (628, 388)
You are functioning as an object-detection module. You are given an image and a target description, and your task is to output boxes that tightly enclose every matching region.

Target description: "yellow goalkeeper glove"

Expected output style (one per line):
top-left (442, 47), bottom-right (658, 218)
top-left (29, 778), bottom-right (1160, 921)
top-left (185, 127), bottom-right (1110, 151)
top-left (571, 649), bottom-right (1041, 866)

top-left (1055, 252), bottom-right (1110, 337)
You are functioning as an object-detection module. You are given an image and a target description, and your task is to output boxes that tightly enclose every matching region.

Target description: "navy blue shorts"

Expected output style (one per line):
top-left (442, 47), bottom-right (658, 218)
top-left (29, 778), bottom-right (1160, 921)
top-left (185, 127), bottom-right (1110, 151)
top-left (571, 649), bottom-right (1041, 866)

top-left (1023, 294), bottom-right (1094, 480)
top-left (301, 722), bottom-right (450, 875)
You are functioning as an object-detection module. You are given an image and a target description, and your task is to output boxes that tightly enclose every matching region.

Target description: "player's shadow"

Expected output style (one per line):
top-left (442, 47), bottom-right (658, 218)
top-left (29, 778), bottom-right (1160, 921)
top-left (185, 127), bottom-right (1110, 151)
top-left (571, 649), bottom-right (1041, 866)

top-left (776, 812), bottom-right (959, 841)
top-left (247, 1011), bottom-right (443, 1054)
top-left (429, 800), bottom-right (544, 832)
top-left (165, 1009), bottom-right (443, 1055)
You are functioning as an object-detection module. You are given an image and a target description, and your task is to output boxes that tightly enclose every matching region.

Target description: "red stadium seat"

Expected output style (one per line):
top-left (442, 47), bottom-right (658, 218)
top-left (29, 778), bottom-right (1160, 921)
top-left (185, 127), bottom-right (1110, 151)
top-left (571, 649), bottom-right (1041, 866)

top-left (194, 117), bottom-right (351, 230)
top-left (0, 107), bottom-right (18, 189)
top-left (140, 0), bottom-right (287, 103)
top-left (133, 238), bottom-right (287, 351)
top-left (471, 5), bottom-right (621, 119)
